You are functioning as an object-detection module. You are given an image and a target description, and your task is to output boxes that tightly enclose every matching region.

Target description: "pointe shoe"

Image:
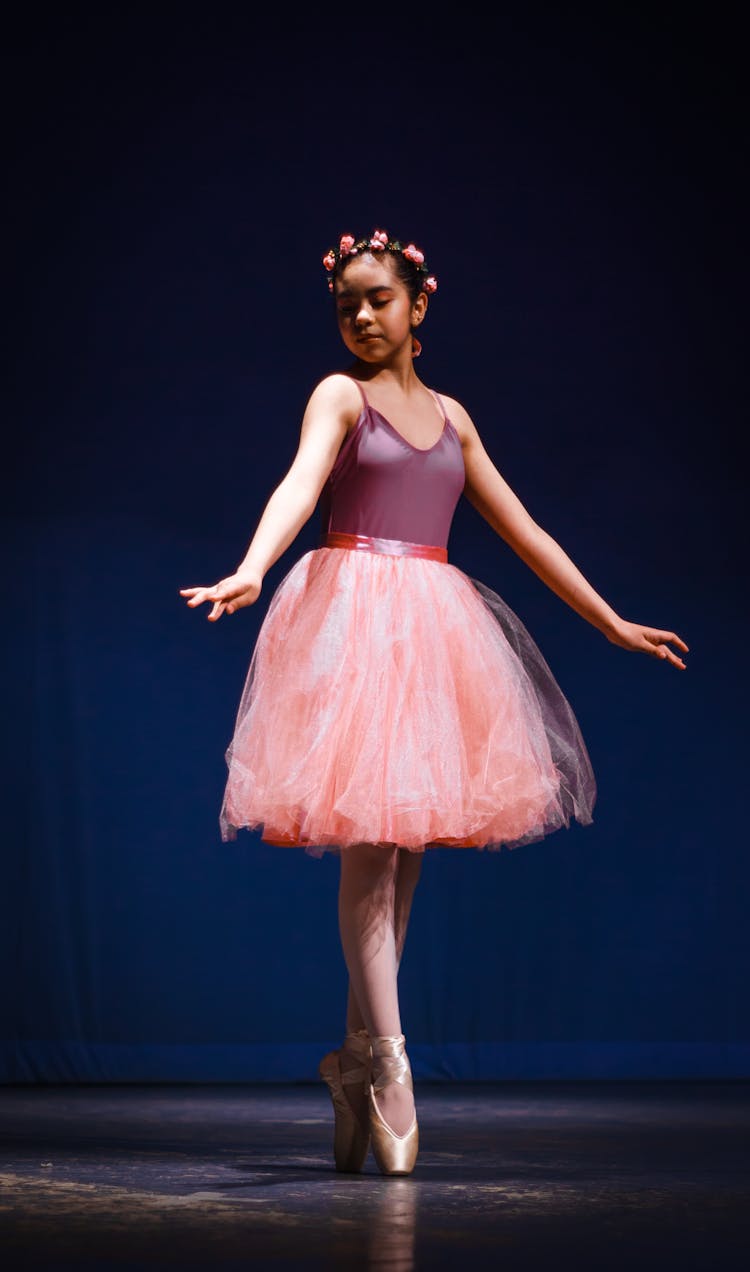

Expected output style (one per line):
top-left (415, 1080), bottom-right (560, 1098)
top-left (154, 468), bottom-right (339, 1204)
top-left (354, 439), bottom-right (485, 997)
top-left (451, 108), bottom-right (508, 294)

top-left (368, 1033), bottom-right (419, 1176)
top-left (318, 1027), bottom-right (372, 1172)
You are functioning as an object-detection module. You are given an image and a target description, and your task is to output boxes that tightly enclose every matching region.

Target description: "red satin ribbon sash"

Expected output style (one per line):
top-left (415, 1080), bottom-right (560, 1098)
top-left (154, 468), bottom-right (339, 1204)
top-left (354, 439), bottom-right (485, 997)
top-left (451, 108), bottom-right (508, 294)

top-left (323, 531), bottom-right (448, 563)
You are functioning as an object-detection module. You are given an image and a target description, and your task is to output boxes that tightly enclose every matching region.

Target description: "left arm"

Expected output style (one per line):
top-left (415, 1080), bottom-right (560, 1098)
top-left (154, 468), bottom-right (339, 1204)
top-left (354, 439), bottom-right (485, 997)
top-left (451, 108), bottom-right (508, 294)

top-left (449, 399), bottom-right (688, 670)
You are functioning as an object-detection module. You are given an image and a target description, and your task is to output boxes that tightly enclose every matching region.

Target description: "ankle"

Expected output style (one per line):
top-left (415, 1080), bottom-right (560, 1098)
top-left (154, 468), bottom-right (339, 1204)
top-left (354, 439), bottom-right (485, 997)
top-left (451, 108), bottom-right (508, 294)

top-left (371, 1032), bottom-right (405, 1057)
top-left (344, 1027), bottom-right (370, 1044)
top-left (342, 1028), bottom-right (371, 1065)
top-left (371, 1033), bottom-right (413, 1094)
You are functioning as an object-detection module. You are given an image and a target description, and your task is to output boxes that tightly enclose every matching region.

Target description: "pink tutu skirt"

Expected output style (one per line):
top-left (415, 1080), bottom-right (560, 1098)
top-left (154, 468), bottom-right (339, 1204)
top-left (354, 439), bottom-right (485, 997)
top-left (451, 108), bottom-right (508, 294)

top-left (220, 536), bottom-right (596, 856)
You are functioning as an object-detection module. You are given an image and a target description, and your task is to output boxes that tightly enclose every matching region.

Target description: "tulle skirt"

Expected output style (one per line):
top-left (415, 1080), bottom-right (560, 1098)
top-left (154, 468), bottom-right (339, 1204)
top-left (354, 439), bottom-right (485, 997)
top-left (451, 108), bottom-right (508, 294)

top-left (220, 536), bottom-right (596, 856)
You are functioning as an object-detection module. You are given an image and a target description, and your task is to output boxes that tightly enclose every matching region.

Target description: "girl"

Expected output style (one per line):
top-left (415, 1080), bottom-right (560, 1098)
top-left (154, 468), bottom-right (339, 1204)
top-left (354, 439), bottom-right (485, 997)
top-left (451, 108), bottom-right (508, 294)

top-left (180, 230), bottom-right (688, 1178)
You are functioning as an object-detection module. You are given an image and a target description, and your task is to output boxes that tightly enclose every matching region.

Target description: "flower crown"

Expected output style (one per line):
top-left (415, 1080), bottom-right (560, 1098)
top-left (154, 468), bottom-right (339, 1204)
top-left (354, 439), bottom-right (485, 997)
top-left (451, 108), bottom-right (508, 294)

top-left (322, 230), bottom-right (438, 295)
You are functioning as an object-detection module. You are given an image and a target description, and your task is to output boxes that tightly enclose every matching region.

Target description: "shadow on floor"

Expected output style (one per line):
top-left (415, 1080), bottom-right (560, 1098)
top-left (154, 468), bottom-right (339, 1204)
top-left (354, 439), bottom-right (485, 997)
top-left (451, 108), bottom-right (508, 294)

top-left (1, 1080), bottom-right (748, 1270)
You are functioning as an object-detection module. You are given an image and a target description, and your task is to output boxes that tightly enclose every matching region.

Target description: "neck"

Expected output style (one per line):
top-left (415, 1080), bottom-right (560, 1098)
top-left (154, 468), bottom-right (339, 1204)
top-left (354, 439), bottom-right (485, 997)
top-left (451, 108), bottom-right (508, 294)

top-left (349, 356), bottom-right (420, 393)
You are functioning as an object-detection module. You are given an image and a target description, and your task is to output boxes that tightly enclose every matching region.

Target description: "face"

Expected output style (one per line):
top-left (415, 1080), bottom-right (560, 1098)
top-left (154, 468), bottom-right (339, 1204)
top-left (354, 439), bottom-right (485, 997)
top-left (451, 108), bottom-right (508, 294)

top-left (334, 253), bottom-right (427, 362)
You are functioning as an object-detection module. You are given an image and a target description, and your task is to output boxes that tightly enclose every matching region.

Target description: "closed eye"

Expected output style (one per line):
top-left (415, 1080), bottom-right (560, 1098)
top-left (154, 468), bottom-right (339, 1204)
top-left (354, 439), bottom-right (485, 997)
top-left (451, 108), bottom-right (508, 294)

top-left (337, 300), bottom-right (390, 317)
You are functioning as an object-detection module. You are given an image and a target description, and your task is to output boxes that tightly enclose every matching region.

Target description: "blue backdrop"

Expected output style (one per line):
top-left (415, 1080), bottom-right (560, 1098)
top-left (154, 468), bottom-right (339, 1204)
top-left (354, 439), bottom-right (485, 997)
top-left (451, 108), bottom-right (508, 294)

top-left (4, 7), bottom-right (747, 1082)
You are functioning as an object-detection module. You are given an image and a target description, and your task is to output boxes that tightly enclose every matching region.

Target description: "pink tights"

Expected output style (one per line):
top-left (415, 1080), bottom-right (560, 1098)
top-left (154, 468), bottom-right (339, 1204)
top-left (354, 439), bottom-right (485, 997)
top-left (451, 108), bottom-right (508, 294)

top-left (337, 844), bottom-right (423, 1135)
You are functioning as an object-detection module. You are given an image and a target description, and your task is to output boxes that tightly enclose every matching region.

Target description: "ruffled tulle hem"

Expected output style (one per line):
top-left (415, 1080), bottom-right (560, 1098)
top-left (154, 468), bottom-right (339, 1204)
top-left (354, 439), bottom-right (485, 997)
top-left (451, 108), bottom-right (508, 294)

top-left (219, 545), bottom-right (596, 857)
top-left (229, 813), bottom-right (575, 858)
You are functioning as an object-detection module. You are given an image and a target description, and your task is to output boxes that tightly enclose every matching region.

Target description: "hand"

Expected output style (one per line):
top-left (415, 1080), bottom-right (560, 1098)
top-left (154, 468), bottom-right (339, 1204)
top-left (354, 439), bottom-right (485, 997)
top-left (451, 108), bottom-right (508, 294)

top-left (179, 570), bottom-right (262, 621)
top-left (606, 619), bottom-right (689, 669)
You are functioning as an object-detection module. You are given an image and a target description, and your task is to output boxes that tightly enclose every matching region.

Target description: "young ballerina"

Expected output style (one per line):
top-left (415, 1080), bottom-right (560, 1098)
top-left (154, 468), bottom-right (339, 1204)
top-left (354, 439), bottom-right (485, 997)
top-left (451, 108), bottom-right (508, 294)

top-left (180, 229), bottom-right (688, 1177)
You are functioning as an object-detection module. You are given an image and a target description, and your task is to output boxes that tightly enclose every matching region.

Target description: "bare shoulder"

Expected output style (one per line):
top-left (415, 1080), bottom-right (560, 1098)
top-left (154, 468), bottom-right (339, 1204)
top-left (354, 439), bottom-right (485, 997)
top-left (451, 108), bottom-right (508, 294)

top-left (290, 373), bottom-right (363, 473)
top-left (432, 391), bottom-right (481, 445)
top-left (307, 372), bottom-right (364, 430)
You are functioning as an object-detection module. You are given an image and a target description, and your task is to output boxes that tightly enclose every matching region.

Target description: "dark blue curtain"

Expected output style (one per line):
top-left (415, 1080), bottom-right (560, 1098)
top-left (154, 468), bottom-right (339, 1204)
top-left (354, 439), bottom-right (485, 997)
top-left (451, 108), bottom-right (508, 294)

top-left (4, 7), bottom-right (747, 1081)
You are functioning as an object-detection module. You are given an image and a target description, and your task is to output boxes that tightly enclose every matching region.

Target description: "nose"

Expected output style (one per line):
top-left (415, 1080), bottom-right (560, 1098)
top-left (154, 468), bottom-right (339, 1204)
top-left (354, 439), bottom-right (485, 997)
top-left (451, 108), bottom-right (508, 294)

top-left (354, 301), bottom-right (373, 326)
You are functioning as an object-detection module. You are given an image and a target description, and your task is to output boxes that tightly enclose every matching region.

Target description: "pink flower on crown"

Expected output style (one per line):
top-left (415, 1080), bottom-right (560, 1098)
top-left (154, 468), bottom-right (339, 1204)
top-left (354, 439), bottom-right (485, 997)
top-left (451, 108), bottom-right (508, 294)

top-left (339, 234), bottom-right (356, 256)
top-left (323, 251), bottom-right (336, 271)
top-left (402, 244), bottom-right (424, 266)
top-left (328, 279), bottom-right (334, 291)
top-left (424, 276), bottom-right (438, 293)
top-left (370, 229), bottom-right (388, 250)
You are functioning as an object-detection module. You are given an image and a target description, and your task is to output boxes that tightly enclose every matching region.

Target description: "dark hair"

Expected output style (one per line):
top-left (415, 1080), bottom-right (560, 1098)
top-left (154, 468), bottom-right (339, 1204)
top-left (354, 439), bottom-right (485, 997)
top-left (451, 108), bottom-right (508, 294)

top-left (334, 246), bottom-right (421, 302)
top-left (323, 232), bottom-right (437, 302)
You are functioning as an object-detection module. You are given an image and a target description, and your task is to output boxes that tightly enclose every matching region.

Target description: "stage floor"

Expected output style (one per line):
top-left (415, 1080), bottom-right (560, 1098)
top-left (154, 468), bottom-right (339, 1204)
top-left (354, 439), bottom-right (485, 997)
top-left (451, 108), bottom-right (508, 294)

top-left (1, 1080), bottom-right (748, 1269)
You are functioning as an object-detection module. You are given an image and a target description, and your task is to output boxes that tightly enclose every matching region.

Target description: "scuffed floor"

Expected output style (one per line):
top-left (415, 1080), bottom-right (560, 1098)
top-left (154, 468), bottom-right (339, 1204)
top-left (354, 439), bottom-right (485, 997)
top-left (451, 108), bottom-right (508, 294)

top-left (0, 1081), bottom-right (748, 1269)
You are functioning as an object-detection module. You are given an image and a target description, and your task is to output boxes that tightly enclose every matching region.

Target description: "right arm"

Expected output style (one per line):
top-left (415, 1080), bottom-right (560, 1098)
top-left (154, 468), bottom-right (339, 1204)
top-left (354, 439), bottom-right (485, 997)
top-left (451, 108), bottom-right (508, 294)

top-left (180, 374), bottom-right (360, 620)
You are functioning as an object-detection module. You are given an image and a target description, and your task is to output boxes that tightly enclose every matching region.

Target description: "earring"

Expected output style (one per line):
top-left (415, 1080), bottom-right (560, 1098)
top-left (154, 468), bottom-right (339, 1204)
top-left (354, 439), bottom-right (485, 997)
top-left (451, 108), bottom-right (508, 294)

top-left (411, 336), bottom-right (422, 358)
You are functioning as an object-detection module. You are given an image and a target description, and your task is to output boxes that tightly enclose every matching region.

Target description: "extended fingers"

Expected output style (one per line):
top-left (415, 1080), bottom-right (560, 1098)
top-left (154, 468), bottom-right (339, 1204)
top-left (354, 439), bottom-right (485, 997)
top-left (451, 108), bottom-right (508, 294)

top-left (650, 629), bottom-right (689, 653)
top-left (663, 648), bottom-right (687, 669)
top-left (646, 631), bottom-right (688, 669)
top-left (644, 629), bottom-right (687, 650)
top-left (179, 585), bottom-right (224, 610)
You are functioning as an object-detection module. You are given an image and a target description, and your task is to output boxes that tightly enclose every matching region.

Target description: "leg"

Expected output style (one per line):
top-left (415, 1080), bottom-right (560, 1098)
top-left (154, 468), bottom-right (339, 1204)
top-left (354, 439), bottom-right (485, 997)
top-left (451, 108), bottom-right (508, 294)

top-left (338, 843), bottom-right (418, 1136)
top-left (394, 847), bottom-right (424, 965)
top-left (345, 847), bottom-right (424, 1031)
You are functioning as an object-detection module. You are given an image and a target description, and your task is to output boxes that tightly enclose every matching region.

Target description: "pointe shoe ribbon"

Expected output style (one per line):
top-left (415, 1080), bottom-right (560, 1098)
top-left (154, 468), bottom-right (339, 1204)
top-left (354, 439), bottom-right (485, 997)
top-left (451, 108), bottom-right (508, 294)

top-left (368, 1033), bottom-right (419, 1176)
top-left (319, 1028), bottom-right (372, 1173)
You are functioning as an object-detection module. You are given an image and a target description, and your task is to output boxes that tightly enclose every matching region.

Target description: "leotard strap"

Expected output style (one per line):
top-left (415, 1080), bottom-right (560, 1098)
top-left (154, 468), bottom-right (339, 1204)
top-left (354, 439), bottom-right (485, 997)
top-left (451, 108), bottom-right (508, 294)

top-left (429, 389), bottom-right (448, 424)
top-left (347, 376), bottom-right (446, 425)
top-left (347, 377), bottom-right (369, 408)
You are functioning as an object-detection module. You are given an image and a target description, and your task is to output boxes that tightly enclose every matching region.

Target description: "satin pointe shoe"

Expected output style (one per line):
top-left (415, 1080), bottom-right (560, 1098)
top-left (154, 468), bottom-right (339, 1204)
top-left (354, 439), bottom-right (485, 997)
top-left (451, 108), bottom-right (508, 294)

top-left (318, 1027), bottom-right (372, 1172)
top-left (368, 1033), bottom-right (419, 1176)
